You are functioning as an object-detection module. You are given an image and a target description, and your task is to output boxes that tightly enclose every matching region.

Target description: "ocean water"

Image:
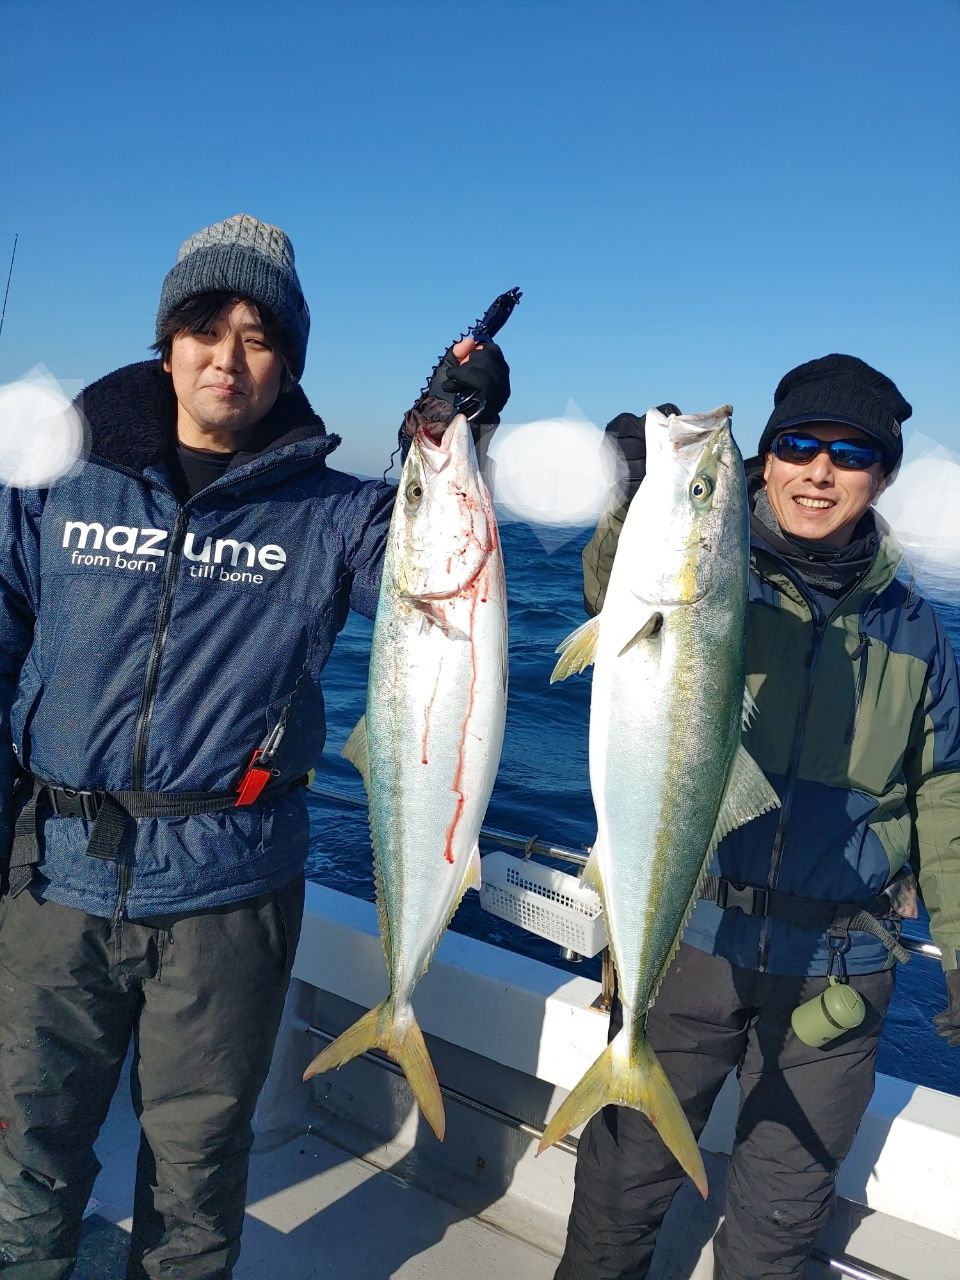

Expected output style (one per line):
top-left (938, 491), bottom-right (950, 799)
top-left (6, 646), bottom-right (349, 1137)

top-left (304, 518), bottom-right (959, 1097)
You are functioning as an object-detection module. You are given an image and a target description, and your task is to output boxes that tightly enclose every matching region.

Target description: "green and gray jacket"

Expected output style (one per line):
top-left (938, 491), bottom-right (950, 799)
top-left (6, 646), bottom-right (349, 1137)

top-left (582, 483), bottom-right (960, 978)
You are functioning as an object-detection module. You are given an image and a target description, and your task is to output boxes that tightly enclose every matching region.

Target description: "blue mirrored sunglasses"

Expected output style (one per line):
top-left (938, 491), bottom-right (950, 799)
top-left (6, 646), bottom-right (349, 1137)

top-left (771, 431), bottom-right (882, 471)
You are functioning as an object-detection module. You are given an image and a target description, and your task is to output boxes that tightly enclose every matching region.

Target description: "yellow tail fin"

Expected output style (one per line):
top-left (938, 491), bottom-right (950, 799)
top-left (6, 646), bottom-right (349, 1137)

top-left (537, 1031), bottom-right (707, 1199)
top-left (302, 999), bottom-right (445, 1141)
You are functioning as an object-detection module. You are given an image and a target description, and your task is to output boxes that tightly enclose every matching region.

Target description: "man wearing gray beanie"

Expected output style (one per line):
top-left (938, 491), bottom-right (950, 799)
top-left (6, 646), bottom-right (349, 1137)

top-left (0, 213), bottom-right (512, 1278)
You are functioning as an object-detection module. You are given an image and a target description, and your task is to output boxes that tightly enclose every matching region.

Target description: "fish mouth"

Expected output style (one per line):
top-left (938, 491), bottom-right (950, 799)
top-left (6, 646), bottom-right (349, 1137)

top-left (669, 411), bottom-right (732, 457)
top-left (415, 431), bottom-right (452, 474)
top-left (666, 405), bottom-right (732, 437)
top-left (415, 413), bottom-right (473, 474)
top-left (644, 405), bottom-right (732, 470)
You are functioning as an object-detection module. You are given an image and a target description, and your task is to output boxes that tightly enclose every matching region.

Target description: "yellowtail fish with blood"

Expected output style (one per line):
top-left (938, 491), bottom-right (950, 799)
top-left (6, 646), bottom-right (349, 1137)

top-left (542, 405), bottom-right (779, 1196)
top-left (303, 414), bottom-right (508, 1140)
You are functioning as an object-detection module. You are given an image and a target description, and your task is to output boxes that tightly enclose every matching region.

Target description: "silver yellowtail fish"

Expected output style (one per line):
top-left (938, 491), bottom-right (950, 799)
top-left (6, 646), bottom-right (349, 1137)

top-left (303, 414), bottom-right (508, 1140)
top-left (542, 405), bottom-right (779, 1196)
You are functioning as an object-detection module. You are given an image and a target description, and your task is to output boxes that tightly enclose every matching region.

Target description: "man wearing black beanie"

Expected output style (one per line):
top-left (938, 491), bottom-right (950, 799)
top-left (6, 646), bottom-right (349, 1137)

top-left (563, 357), bottom-right (960, 1280)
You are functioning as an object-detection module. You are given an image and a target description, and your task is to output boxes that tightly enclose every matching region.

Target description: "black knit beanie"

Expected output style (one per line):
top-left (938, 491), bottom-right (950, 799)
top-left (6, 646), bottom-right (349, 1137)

top-left (758, 354), bottom-right (911, 475)
top-left (156, 214), bottom-right (310, 380)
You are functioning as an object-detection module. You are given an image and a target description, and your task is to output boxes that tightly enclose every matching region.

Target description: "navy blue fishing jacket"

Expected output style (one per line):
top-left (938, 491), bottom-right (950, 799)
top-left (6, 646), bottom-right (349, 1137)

top-left (0, 361), bottom-right (396, 918)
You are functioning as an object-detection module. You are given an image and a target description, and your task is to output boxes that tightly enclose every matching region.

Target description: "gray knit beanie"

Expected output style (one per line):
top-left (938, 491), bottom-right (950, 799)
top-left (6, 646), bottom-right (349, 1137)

top-left (156, 214), bottom-right (310, 380)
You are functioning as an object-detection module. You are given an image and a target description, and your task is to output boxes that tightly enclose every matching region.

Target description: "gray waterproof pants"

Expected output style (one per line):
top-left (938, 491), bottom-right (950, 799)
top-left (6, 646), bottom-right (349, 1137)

top-left (554, 944), bottom-right (894, 1280)
top-left (0, 875), bottom-right (304, 1279)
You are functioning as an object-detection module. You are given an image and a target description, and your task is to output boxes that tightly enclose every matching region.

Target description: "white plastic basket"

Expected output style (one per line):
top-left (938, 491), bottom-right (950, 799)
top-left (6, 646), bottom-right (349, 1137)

top-left (478, 850), bottom-right (607, 957)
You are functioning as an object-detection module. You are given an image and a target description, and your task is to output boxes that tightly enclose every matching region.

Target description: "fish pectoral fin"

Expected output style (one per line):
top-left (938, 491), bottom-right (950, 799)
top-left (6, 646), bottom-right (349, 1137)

top-left (742, 684), bottom-right (759, 730)
top-left (465, 843), bottom-right (482, 893)
top-left (617, 612), bottom-right (663, 657)
top-left (342, 716), bottom-right (371, 790)
top-left (413, 600), bottom-right (470, 642)
top-left (551, 615), bottom-right (601, 683)
top-left (303, 998), bottom-right (445, 1141)
top-left (710, 744), bottom-right (781, 856)
top-left (537, 1031), bottom-right (707, 1199)
top-left (416, 846), bottom-right (486, 983)
top-left (580, 844), bottom-right (604, 898)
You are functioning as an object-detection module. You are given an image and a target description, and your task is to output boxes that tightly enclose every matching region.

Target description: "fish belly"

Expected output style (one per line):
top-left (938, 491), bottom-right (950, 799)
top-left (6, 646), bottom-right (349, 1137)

top-left (591, 606), bottom-right (738, 1015)
top-left (367, 571), bottom-right (506, 999)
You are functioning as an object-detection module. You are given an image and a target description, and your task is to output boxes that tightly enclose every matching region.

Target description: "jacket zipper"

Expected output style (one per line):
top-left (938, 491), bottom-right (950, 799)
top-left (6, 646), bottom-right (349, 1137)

top-left (114, 457), bottom-right (298, 920)
top-left (754, 564), bottom-right (866, 971)
top-left (757, 611), bottom-right (825, 970)
top-left (128, 454), bottom-right (312, 791)
top-left (845, 632), bottom-right (871, 746)
top-left (130, 509), bottom-right (189, 790)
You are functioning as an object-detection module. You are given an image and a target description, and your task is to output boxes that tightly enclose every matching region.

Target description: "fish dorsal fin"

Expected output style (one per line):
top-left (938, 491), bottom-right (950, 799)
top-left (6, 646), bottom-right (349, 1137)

top-left (342, 716), bottom-right (371, 791)
top-left (551, 615), bottom-right (601, 683)
top-left (618, 612), bottom-right (663, 657)
top-left (709, 743), bottom-right (780, 859)
top-left (742, 685), bottom-right (759, 731)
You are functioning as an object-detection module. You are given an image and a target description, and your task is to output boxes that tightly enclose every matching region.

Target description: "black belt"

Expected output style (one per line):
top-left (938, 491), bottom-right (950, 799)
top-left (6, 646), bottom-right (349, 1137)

top-left (700, 873), bottom-right (911, 962)
top-left (3, 775), bottom-right (297, 899)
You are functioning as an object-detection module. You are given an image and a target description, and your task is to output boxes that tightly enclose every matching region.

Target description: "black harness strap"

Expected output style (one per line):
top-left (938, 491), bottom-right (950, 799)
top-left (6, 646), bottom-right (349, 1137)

top-left (78, 788), bottom-right (242, 862)
top-left (7, 781), bottom-right (45, 897)
top-left (700, 873), bottom-right (912, 962)
top-left (4, 776), bottom-right (292, 893)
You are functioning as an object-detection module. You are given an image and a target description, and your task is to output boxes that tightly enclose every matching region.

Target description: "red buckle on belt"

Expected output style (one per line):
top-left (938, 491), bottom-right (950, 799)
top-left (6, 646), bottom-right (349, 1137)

top-left (235, 713), bottom-right (287, 807)
top-left (235, 751), bottom-right (272, 806)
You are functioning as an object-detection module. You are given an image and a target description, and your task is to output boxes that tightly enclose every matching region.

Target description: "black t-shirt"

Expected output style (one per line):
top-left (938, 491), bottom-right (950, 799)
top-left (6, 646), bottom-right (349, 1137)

top-left (170, 443), bottom-right (235, 500)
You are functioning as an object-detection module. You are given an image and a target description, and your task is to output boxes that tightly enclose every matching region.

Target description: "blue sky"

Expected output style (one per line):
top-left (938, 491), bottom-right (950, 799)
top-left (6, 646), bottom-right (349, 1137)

top-left (1, 0), bottom-right (957, 477)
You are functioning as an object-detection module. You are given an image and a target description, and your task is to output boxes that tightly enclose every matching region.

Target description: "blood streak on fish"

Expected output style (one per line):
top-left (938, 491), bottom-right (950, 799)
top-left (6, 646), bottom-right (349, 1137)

top-left (442, 587), bottom-right (481, 863)
top-left (303, 414), bottom-right (507, 1144)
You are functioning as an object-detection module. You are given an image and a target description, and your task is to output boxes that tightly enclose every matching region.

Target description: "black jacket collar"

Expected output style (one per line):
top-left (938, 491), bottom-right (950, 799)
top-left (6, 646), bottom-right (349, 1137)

top-left (75, 361), bottom-right (336, 476)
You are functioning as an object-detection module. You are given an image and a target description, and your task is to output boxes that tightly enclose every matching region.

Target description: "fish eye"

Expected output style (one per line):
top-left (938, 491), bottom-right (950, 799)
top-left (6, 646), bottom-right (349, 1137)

top-left (690, 474), bottom-right (713, 503)
top-left (405, 480), bottom-right (424, 504)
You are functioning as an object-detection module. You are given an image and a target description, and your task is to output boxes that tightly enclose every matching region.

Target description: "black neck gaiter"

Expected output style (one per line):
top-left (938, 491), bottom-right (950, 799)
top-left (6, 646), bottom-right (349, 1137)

top-left (751, 484), bottom-right (880, 596)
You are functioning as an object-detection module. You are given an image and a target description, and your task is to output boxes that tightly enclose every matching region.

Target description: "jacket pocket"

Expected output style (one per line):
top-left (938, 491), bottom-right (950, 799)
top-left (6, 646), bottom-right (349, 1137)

top-left (9, 653), bottom-right (43, 770)
top-left (262, 676), bottom-right (328, 785)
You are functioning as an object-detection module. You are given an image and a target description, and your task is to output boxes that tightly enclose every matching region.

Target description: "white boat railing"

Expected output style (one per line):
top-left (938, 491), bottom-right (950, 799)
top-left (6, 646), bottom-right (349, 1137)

top-left (308, 784), bottom-right (943, 963)
top-left (265, 881), bottom-right (960, 1280)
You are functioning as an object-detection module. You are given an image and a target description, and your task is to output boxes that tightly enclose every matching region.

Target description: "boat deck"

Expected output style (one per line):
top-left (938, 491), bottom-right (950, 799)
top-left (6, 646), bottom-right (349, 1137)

top-left (79, 1071), bottom-right (558, 1280)
top-left (66, 881), bottom-right (960, 1280)
top-left (78, 1084), bottom-right (936, 1280)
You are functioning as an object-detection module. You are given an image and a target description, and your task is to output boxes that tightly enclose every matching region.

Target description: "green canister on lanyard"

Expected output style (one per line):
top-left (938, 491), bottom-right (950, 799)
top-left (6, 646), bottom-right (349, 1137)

top-left (791, 935), bottom-right (866, 1049)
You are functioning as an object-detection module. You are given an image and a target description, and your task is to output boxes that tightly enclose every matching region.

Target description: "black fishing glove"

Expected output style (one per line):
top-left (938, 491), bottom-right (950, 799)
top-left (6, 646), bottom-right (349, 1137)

top-left (399, 342), bottom-right (510, 471)
top-left (427, 342), bottom-right (511, 425)
top-left (933, 968), bottom-right (960, 1047)
top-left (603, 404), bottom-right (681, 502)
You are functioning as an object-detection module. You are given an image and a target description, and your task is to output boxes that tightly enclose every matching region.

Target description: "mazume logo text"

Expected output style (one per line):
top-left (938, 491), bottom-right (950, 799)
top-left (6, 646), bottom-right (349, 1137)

top-left (62, 521), bottom-right (287, 584)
